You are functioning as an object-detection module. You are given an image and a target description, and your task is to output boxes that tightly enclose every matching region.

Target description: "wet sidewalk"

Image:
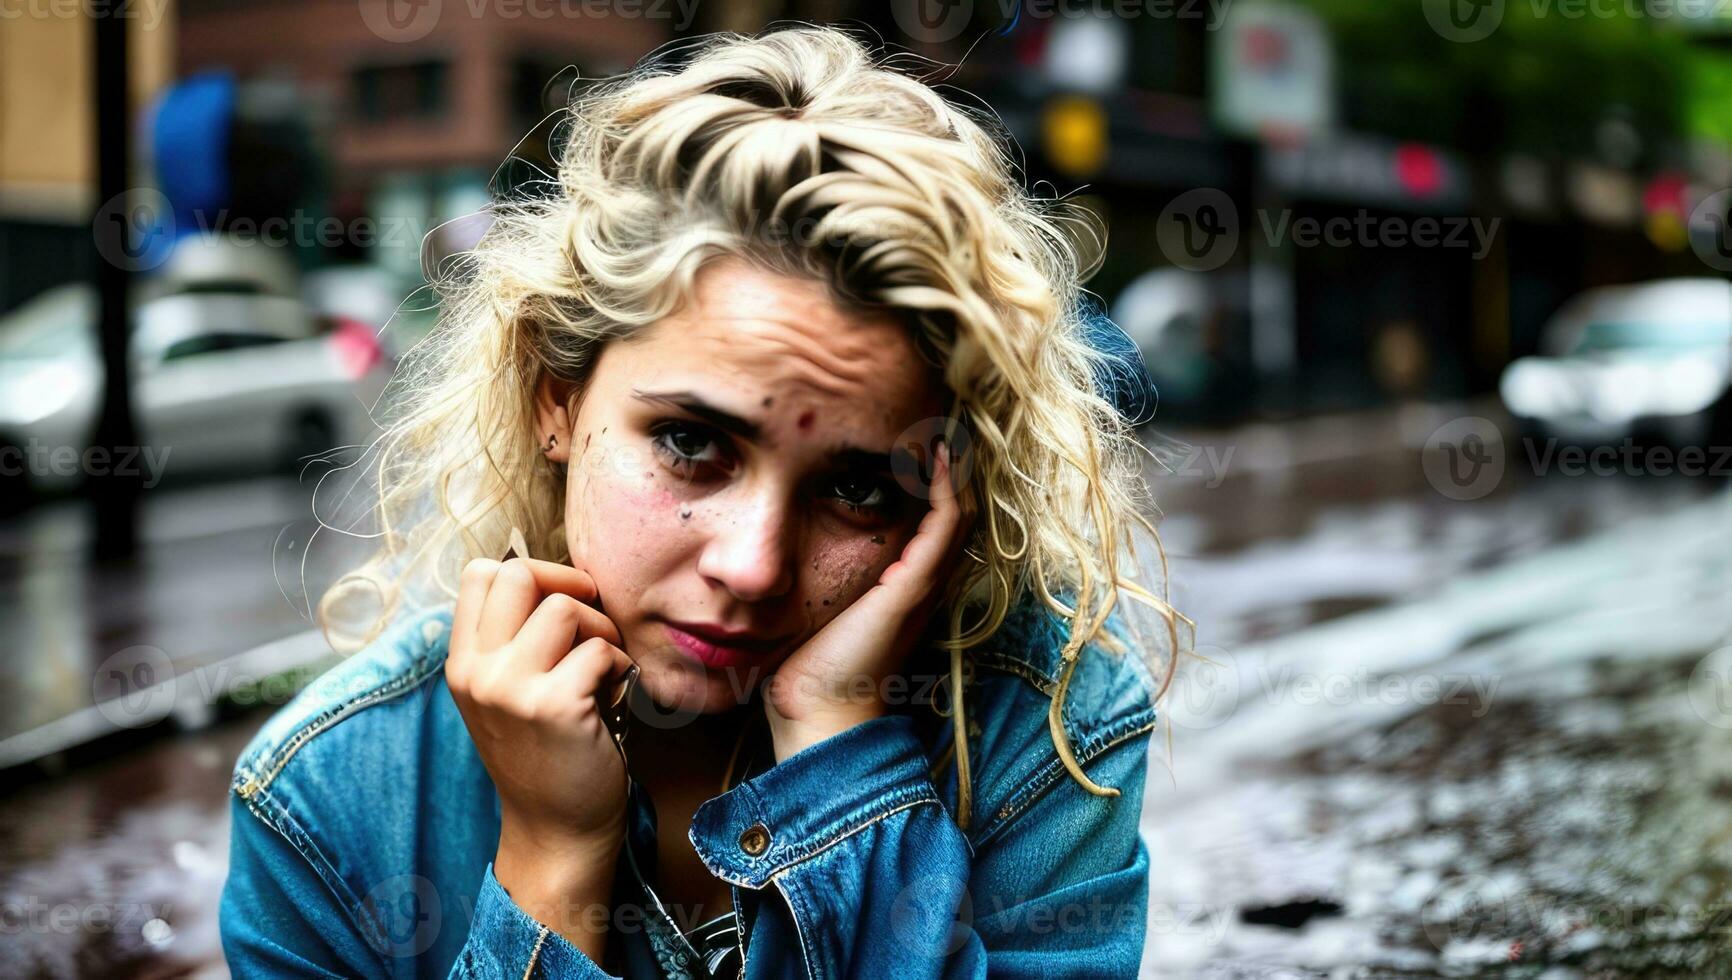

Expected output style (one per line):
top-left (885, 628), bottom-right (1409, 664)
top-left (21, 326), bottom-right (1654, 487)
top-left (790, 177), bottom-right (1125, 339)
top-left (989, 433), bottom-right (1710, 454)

top-left (1139, 420), bottom-right (1732, 976)
top-left (0, 475), bottom-right (368, 767)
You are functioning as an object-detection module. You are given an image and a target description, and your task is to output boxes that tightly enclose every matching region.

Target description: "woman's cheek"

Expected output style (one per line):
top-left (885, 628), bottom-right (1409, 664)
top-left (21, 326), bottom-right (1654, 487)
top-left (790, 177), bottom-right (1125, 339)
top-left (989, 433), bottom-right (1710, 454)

top-left (801, 535), bottom-right (892, 621)
top-left (569, 442), bottom-right (681, 567)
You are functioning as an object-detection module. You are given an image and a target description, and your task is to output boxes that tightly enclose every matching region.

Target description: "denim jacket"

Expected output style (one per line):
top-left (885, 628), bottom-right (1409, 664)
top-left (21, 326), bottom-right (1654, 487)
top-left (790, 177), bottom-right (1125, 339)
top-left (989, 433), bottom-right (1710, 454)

top-left (220, 304), bottom-right (1161, 978)
top-left (219, 590), bottom-right (1158, 979)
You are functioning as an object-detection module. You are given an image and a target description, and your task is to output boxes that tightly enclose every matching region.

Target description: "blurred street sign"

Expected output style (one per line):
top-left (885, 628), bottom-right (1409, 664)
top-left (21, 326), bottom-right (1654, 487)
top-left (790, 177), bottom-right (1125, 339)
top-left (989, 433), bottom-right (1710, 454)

top-left (1263, 133), bottom-right (1471, 211)
top-left (1213, 1), bottom-right (1334, 141)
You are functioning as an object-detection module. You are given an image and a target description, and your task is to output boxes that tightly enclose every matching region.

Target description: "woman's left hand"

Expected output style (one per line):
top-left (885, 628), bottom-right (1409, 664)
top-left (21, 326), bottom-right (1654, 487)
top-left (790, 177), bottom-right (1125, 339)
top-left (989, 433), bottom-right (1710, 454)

top-left (763, 438), bottom-right (968, 761)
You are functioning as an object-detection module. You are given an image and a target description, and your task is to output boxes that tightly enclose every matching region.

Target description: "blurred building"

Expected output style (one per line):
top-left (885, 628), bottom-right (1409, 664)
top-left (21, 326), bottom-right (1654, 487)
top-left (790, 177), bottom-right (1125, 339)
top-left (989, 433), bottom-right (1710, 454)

top-left (15, 0), bottom-right (1732, 420)
top-left (0, 6), bottom-right (176, 313)
top-left (925, 0), bottom-right (1732, 418)
top-left (172, 0), bottom-right (671, 289)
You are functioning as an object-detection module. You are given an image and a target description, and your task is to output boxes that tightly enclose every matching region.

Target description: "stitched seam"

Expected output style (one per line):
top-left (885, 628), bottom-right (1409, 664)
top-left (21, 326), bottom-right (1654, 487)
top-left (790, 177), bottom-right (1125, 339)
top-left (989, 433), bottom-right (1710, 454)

top-left (770, 876), bottom-right (822, 980)
top-left (709, 792), bottom-right (938, 889)
top-left (971, 655), bottom-right (1057, 695)
top-left (970, 711), bottom-right (1157, 847)
top-left (252, 652), bottom-right (444, 794)
top-left (759, 783), bottom-right (935, 875)
top-left (762, 796), bottom-right (941, 977)
top-left (522, 927), bottom-right (549, 980)
top-left (975, 712), bottom-right (1156, 842)
top-left (768, 796), bottom-right (937, 880)
top-left (234, 783), bottom-right (389, 969)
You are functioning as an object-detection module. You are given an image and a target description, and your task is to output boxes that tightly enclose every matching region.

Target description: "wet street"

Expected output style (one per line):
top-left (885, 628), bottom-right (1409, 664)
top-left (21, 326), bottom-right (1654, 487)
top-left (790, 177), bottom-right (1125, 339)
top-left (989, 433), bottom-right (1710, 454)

top-left (2, 402), bottom-right (1728, 978)
top-left (1140, 403), bottom-right (1732, 977)
top-left (0, 473), bottom-right (367, 978)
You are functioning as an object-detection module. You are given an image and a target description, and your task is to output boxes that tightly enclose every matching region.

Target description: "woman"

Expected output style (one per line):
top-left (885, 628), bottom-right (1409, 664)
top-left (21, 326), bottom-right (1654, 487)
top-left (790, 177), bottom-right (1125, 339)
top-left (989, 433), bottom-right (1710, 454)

top-left (221, 26), bottom-right (1182, 979)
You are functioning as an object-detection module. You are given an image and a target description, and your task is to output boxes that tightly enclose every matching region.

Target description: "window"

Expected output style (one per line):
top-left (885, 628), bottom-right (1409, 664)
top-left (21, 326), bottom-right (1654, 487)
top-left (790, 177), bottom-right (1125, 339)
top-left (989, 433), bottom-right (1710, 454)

top-left (353, 61), bottom-right (449, 122)
top-left (161, 332), bottom-right (289, 362)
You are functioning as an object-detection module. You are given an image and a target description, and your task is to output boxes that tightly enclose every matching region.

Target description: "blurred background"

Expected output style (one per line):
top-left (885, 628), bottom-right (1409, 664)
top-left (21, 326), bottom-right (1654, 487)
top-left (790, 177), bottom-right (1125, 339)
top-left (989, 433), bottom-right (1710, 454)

top-left (4, 0), bottom-right (1732, 976)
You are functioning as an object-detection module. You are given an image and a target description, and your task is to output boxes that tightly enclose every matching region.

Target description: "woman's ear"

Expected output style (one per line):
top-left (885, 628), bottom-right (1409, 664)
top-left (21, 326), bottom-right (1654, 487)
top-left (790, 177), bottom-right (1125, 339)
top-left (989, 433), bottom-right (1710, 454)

top-left (533, 374), bottom-right (577, 464)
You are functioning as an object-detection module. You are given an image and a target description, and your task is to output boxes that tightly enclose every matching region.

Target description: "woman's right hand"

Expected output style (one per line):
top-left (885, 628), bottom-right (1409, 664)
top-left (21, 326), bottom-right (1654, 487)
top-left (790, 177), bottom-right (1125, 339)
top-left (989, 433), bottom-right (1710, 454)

top-left (446, 556), bottom-right (636, 870)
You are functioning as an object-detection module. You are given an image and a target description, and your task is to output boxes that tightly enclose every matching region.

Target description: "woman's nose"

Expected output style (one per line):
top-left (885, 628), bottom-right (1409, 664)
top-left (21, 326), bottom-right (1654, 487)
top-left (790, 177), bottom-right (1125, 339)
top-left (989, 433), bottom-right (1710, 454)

top-left (694, 492), bottom-right (796, 602)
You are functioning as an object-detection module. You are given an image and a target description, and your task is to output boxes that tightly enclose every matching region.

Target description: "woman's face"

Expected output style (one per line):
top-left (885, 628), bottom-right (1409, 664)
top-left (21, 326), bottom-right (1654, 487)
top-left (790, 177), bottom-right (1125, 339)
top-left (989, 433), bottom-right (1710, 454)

top-left (538, 256), bottom-right (950, 715)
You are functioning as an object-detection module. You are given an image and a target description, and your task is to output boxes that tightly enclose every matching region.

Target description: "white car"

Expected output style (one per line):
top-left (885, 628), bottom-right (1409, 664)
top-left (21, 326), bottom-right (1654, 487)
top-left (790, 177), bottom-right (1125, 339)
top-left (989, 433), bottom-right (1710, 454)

top-left (1499, 278), bottom-right (1732, 445)
top-left (0, 280), bottom-right (390, 500)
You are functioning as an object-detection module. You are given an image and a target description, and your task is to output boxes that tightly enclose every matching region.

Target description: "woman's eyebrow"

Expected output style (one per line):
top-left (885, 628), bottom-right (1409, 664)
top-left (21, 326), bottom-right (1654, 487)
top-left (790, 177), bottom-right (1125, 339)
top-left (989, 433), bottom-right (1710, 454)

top-left (829, 446), bottom-right (899, 475)
top-left (631, 387), bottom-right (901, 471)
top-left (633, 388), bottom-right (762, 441)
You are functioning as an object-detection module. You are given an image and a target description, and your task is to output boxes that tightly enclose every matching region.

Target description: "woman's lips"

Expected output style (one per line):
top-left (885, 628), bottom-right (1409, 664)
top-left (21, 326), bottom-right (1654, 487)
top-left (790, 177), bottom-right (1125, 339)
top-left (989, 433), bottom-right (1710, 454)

top-left (661, 622), bottom-right (780, 669)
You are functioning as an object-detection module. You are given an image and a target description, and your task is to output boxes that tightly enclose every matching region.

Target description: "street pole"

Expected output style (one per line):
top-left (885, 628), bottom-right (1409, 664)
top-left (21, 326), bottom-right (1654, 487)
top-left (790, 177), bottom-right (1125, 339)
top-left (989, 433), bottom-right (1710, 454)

top-left (89, 7), bottom-right (141, 560)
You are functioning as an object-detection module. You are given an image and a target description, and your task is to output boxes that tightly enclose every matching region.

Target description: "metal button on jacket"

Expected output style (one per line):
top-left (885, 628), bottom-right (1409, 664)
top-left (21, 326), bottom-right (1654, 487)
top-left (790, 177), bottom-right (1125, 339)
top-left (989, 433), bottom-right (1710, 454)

top-left (738, 823), bottom-right (770, 856)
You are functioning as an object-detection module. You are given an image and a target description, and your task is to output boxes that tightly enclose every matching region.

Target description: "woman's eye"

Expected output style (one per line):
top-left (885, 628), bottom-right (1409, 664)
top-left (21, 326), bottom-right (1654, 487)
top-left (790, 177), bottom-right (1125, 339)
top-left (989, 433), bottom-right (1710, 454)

top-left (651, 421), bottom-right (725, 471)
top-left (831, 474), bottom-right (896, 516)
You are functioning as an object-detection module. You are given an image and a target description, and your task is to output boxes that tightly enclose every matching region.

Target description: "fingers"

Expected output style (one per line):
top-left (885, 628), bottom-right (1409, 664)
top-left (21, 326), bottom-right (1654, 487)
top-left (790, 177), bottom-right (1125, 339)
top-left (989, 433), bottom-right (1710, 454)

top-left (549, 637), bottom-right (636, 701)
top-left (452, 555), bottom-right (614, 695)
top-left (513, 592), bottom-right (623, 672)
top-left (885, 440), bottom-right (963, 596)
top-left (514, 557), bottom-right (601, 606)
top-left (479, 558), bottom-right (541, 651)
top-left (476, 557), bottom-right (605, 650)
top-left (454, 558), bottom-right (501, 655)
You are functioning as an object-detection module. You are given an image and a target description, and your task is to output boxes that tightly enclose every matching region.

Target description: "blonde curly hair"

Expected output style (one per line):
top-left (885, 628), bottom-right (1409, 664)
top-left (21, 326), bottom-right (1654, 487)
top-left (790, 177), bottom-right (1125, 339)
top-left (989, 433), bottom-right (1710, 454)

top-left (319, 24), bottom-right (1187, 829)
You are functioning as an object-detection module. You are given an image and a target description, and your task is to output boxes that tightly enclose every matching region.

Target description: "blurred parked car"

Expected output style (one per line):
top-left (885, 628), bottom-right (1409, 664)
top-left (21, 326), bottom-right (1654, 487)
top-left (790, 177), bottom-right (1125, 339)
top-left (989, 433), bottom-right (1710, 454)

top-left (1500, 278), bottom-right (1732, 446)
top-left (0, 242), bottom-right (390, 503)
top-left (1111, 266), bottom-right (1253, 421)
